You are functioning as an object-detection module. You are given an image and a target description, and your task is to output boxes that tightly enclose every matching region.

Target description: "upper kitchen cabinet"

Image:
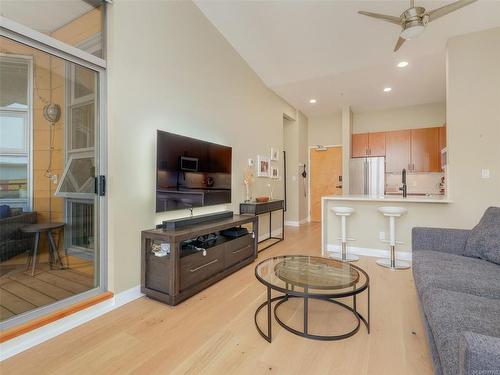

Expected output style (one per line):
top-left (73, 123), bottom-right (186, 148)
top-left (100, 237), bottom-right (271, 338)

top-left (368, 132), bottom-right (386, 156)
top-left (439, 125), bottom-right (447, 151)
top-left (385, 130), bottom-right (411, 173)
top-left (411, 127), bottom-right (441, 172)
top-left (351, 132), bottom-right (386, 157)
top-left (352, 133), bottom-right (369, 157)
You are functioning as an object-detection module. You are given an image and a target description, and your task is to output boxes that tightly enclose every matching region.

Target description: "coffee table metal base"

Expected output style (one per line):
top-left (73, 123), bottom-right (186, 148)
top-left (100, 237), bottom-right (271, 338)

top-left (255, 286), bottom-right (370, 342)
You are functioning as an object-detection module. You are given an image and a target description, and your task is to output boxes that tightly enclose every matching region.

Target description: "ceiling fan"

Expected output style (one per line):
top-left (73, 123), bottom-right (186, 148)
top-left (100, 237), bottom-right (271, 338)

top-left (358, 0), bottom-right (478, 51)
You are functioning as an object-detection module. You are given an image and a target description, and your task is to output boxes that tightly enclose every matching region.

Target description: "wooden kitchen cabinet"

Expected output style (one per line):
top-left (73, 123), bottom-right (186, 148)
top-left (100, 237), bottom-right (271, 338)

top-left (411, 127), bottom-right (440, 172)
top-left (385, 130), bottom-right (411, 173)
top-left (352, 132), bottom-right (386, 157)
top-left (439, 125), bottom-right (447, 150)
top-left (368, 132), bottom-right (386, 156)
top-left (352, 133), bottom-right (369, 158)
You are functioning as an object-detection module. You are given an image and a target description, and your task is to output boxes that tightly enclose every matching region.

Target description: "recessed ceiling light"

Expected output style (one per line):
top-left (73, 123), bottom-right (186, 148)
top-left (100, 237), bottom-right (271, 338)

top-left (383, 87), bottom-right (392, 92)
top-left (309, 99), bottom-right (317, 104)
top-left (397, 61), bottom-right (409, 68)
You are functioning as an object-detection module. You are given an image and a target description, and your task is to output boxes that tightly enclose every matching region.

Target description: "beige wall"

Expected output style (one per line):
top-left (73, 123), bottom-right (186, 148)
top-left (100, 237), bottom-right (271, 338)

top-left (298, 112), bottom-right (309, 221)
top-left (107, 1), bottom-right (297, 293)
top-left (307, 102), bottom-right (445, 149)
top-left (308, 112), bottom-right (342, 147)
top-left (283, 112), bottom-right (308, 224)
top-left (326, 27), bottom-right (500, 252)
top-left (352, 102), bottom-right (446, 134)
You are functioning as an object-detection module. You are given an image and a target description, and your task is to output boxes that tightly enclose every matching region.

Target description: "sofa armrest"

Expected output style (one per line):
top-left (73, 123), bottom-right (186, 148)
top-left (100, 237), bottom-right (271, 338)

top-left (412, 227), bottom-right (470, 255)
top-left (459, 332), bottom-right (500, 375)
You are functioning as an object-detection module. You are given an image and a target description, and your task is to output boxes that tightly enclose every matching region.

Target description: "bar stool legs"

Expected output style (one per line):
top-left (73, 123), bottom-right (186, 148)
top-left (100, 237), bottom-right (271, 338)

top-left (376, 207), bottom-right (410, 270)
top-left (331, 207), bottom-right (359, 262)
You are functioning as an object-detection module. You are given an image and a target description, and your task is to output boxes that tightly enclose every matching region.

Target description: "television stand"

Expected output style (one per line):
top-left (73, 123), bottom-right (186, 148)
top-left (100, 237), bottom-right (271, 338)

top-left (141, 214), bottom-right (258, 305)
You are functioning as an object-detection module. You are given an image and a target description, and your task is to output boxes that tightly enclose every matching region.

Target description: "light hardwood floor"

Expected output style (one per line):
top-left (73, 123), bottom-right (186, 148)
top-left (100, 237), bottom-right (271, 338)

top-left (0, 223), bottom-right (433, 374)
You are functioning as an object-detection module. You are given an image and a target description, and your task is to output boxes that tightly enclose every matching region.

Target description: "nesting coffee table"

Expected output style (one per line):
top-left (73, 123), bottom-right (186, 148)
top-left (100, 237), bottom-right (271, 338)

top-left (254, 255), bottom-right (370, 342)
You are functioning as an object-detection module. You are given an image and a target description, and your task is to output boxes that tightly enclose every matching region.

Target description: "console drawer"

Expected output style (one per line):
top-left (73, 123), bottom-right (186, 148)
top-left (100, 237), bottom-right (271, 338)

top-left (224, 234), bottom-right (254, 267)
top-left (180, 245), bottom-right (225, 291)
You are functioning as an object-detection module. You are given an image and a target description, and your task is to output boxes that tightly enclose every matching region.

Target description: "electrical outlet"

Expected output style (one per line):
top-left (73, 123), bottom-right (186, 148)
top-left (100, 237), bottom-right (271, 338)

top-left (481, 169), bottom-right (490, 179)
top-left (379, 231), bottom-right (385, 240)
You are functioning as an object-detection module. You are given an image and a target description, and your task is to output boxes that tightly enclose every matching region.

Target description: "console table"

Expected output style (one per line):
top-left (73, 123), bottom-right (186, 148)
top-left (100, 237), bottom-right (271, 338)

top-left (240, 199), bottom-right (285, 251)
top-left (141, 214), bottom-right (258, 305)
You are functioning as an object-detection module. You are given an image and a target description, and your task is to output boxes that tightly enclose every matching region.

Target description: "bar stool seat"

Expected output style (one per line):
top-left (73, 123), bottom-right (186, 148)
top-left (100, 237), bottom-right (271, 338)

top-left (330, 206), bottom-right (358, 262)
top-left (376, 207), bottom-right (409, 270)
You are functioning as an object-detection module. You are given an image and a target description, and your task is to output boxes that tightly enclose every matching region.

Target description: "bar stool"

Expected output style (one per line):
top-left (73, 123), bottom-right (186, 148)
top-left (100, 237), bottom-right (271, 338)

top-left (376, 207), bottom-right (409, 270)
top-left (330, 206), bottom-right (359, 262)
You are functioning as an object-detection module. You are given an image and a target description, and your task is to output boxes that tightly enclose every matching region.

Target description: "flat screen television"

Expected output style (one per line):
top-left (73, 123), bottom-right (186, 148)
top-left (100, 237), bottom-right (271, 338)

top-left (156, 130), bottom-right (232, 212)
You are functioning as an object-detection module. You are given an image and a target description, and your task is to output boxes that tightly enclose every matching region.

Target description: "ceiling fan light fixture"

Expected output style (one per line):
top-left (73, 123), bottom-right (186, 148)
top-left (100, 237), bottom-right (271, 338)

top-left (400, 22), bottom-right (425, 40)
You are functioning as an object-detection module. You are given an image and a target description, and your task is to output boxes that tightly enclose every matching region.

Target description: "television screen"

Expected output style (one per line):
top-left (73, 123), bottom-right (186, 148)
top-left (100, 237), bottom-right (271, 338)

top-left (156, 130), bottom-right (232, 212)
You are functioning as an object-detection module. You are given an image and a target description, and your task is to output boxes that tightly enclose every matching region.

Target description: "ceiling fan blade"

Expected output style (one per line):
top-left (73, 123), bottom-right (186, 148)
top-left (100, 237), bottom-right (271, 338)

top-left (394, 36), bottom-right (406, 52)
top-left (428, 0), bottom-right (478, 21)
top-left (358, 11), bottom-right (401, 25)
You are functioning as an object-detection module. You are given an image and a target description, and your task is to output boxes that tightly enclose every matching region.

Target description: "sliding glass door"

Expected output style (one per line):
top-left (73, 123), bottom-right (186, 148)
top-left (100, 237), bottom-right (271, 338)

top-left (0, 1), bottom-right (106, 328)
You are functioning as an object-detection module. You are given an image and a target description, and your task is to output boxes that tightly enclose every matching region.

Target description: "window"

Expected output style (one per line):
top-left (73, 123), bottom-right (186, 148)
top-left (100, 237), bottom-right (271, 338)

top-left (0, 56), bottom-right (31, 210)
top-left (56, 152), bottom-right (95, 198)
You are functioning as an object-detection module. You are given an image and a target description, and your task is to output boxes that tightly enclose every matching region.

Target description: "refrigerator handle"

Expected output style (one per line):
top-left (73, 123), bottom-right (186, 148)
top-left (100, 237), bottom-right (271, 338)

top-left (364, 159), bottom-right (369, 195)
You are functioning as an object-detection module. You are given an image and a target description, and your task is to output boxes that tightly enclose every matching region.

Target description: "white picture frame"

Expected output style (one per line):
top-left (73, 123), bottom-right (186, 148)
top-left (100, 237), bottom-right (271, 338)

top-left (270, 166), bottom-right (279, 179)
top-left (257, 155), bottom-right (270, 177)
top-left (270, 147), bottom-right (279, 161)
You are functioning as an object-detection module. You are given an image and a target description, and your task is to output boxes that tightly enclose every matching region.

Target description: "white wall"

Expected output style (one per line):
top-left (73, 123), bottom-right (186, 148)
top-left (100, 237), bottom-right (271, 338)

top-left (107, 1), bottom-right (297, 293)
top-left (352, 102), bottom-right (446, 134)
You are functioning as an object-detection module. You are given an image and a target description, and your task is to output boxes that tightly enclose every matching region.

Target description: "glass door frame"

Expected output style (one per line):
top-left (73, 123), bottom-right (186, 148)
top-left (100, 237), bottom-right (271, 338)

top-left (0, 8), bottom-right (108, 330)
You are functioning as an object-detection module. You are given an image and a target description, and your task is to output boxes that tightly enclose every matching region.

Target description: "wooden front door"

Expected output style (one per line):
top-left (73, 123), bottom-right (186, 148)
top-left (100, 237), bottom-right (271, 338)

top-left (310, 146), bottom-right (343, 222)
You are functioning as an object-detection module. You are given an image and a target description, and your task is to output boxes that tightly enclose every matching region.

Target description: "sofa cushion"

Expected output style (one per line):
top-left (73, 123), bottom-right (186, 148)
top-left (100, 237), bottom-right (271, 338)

top-left (464, 206), bottom-right (500, 264)
top-left (0, 205), bottom-right (10, 219)
top-left (413, 250), bottom-right (500, 299)
top-left (422, 288), bottom-right (500, 375)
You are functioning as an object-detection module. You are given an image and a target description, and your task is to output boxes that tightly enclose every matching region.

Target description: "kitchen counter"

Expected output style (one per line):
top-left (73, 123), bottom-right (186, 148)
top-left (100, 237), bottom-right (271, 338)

top-left (320, 193), bottom-right (452, 257)
top-left (322, 194), bottom-right (451, 204)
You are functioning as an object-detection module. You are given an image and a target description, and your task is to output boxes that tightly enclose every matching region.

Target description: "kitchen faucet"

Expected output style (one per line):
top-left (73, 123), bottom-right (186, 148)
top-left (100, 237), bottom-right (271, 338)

top-left (400, 168), bottom-right (408, 198)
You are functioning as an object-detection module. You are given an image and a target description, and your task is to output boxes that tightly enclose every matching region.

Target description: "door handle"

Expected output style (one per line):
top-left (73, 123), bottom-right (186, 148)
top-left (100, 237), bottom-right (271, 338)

top-left (335, 185), bottom-right (342, 189)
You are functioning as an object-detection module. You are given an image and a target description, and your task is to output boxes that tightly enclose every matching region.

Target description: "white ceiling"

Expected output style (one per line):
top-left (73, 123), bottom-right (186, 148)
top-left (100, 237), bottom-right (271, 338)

top-left (0, 1), bottom-right (95, 34)
top-left (195, 0), bottom-right (500, 116)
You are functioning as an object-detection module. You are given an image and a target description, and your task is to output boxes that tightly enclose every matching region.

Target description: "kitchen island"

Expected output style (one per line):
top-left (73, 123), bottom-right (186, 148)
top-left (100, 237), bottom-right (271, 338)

top-left (321, 194), bottom-right (452, 259)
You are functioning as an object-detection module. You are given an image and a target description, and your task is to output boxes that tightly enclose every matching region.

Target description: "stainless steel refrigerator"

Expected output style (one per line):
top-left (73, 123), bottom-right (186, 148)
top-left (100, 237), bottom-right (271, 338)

top-left (349, 157), bottom-right (385, 196)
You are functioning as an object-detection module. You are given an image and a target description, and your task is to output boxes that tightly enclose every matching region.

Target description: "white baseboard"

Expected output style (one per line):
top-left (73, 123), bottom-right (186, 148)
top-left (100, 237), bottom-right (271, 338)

top-left (0, 285), bottom-right (144, 361)
top-left (326, 244), bottom-right (412, 261)
top-left (285, 218), bottom-right (308, 227)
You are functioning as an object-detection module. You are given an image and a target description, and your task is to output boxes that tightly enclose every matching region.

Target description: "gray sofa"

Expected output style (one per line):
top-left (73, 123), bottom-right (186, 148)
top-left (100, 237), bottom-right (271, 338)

top-left (412, 207), bottom-right (500, 375)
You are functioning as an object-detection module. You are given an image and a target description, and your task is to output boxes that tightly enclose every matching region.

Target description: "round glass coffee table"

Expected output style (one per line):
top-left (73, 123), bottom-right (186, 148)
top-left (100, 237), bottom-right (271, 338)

top-left (255, 255), bottom-right (370, 342)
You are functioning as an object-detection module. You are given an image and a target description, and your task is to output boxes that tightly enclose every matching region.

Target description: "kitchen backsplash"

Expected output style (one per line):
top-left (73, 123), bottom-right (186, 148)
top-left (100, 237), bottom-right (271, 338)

top-left (386, 172), bottom-right (444, 195)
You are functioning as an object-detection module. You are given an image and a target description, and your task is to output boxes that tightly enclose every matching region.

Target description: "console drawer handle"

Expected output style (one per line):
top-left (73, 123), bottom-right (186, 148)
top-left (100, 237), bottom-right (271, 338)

top-left (190, 259), bottom-right (218, 273)
top-left (232, 246), bottom-right (250, 254)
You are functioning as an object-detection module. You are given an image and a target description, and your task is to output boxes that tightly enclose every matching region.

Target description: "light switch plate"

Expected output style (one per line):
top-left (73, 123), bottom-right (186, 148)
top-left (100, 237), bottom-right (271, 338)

top-left (379, 231), bottom-right (385, 240)
top-left (481, 169), bottom-right (490, 179)
top-left (248, 158), bottom-right (254, 167)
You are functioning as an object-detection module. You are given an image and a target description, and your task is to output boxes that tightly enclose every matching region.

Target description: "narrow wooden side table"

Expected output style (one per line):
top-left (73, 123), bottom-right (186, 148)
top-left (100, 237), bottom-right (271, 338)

top-left (21, 223), bottom-right (65, 276)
